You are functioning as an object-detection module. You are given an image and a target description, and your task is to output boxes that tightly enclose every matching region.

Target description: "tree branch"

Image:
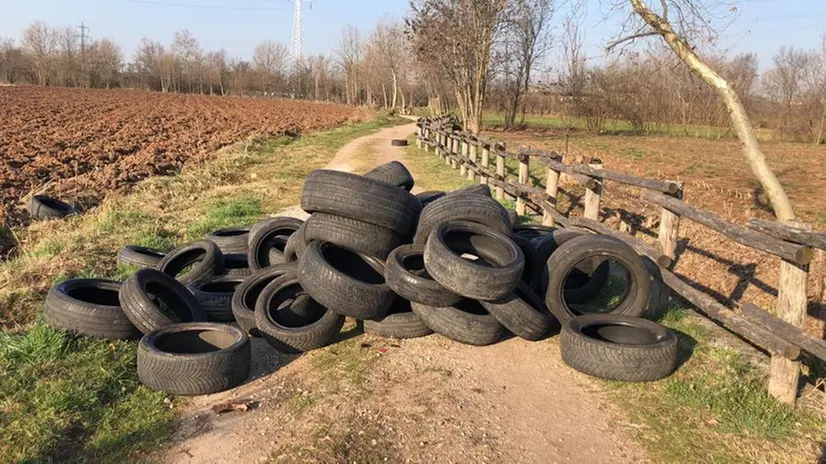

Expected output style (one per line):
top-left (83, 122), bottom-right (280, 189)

top-left (604, 30), bottom-right (659, 52)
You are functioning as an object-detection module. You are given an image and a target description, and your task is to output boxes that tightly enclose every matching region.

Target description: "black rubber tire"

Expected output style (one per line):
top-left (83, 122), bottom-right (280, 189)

top-left (385, 244), bottom-right (462, 307)
top-left (44, 279), bottom-right (140, 340)
top-left (364, 298), bottom-right (433, 339)
top-left (364, 161), bottom-right (415, 191)
top-left (305, 213), bottom-right (402, 260)
top-left (157, 240), bottom-right (224, 286)
top-left (254, 275), bottom-right (345, 352)
top-left (480, 283), bottom-right (558, 341)
top-left (414, 194), bottom-right (510, 244)
top-left (223, 253), bottom-right (252, 277)
top-left (283, 222), bottom-right (308, 264)
top-left (511, 235), bottom-right (536, 286)
top-left (424, 221), bottom-right (524, 301)
top-left (301, 169), bottom-right (419, 234)
top-left (533, 229), bottom-right (610, 300)
top-left (512, 224), bottom-right (557, 242)
top-left (247, 217), bottom-right (304, 270)
top-left (231, 264), bottom-right (297, 337)
top-left (120, 269), bottom-right (206, 334)
top-left (415, 191), bottom-right (446, 207)
top-left (411, 300), bottom-right (505, 346)
top-left (298, 242), bottom-right (395, 320)
top-left (447, 184), bottom-right (491, 198)
top-left (506, 209), bottom-right (518, 227)
top-left (116, 245), bottom-right (167, 269)
top-left (543, 235), bottom-right (651, 323)
top-left (206, 227), bottom-right (250, 254)
top-left (27, 195), bottom-right (74, 220)
top-left (137, 322), bottom-right (251, 396)
top-left (561, 314), bottom-right (678, 382)
top-left (390, 139), bottom-right (409, 147)
top-left (189, 277), bottom-right (244, 323)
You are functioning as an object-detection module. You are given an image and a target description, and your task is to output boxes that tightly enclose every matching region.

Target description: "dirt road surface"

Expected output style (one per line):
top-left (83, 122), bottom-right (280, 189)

top-left (154, 122), bottom-right (647, 464)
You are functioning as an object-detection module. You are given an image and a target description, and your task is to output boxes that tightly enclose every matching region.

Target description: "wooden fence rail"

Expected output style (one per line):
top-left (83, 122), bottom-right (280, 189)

top-left (416, 117), bottom-right (826, 405)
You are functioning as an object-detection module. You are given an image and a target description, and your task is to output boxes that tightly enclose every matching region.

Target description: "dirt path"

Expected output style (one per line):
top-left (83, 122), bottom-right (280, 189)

top-left (154, 123), bottom-right (647, 464)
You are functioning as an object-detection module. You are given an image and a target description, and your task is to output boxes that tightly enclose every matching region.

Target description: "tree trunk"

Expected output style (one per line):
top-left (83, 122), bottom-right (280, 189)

top-left (391, 70), bottom-right (398, 110)
top-left (816, 100), bottom-right (826, 144)
top-left (630, 0), bottom-right (796, 222)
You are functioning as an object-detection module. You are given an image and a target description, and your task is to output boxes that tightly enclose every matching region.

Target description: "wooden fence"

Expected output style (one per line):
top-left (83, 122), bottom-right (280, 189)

top-left (416, 116), bottom-right (826, 405)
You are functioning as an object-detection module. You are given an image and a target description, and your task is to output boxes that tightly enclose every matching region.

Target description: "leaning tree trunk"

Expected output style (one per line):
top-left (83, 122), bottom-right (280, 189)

top-left (630, 0), bottom-right (795, 221)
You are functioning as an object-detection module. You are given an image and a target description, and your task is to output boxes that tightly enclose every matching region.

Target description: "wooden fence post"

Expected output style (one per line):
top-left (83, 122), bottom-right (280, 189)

top-left (450, 134), bottom-right (459, 169)
top-left (543, 155), bottom-right (560, 226)
top-left (768, 220), bottom-right (812, 405)
top-left (459, 136), bottom-right (468, 176)
top-left (480, 142), bottom-right (490, 186)
top-left (583, 160), bottom-right (602, 221)
top-left (444, 133), bottom-right (451, 165)
top-left (468, 140), bottom-right (477, 181)
top-left (495, 143), bottom-right (506, 201)
top-left (416, 123), bottom-right (422, 149)
top-left (658, 186), bottom-right (683, 263)
top-left (517, 152), bottom-right (530, 216)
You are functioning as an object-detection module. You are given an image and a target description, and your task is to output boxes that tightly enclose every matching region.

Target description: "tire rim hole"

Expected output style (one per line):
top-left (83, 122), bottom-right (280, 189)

top-left (268, 285), bottom-right (326, 328)
top-left (581, 323), bottom-right (659, 345)
top-left (198, 280), bottom-right (242, 294)
top-left (565, 259), bottom-right (632, 315)
top-left (155, 329), bottom-right (237, 354)
top-left (67, 286), bottom-right (120, 306)
top-left (321, 244), bottom-right (385, 284)
top-left (145, 281), bottom-right (196, 322)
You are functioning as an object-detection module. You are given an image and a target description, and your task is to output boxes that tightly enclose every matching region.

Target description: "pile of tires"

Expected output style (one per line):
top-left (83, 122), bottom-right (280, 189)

top-left (44, 160), bottom-right (679, 397)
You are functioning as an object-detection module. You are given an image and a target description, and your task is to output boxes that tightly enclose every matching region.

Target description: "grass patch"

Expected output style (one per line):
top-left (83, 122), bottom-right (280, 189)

top-left (0, 114), bottom-right (405, 462)
top-left (310, 337), bottom-right (380, 391)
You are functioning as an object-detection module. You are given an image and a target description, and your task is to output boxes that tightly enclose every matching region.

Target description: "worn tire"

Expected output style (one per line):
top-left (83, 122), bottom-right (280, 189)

top-left (448, 184), bottom-right (491, 198)
top-left (301, 169), bottom-right (419, 234)
top-left (544, 235), bottom-right (651, 323)
top-left (533, 229), bottom-right (610, 300)
top-left (414, 194), bottom-right (510, 243)
top-left (480, 283), bottom-right (558, 341)
top-left (561, 314), bottom-right (677, 382)
top-left (390, 139), bottom-right (409, 147)
top-left (506, 209), bottom-right (518, 226)
top-left (511, 235), bottom-right (536, 286)
top-left (206, 227), bottom-right (250, 254)
top-left (189, 277), bottom-right (244, 322)
top-left (424, 221), bottom-right (524, 301)
top-left (247, 217), bottom-right (304, 270)
top-left (411, 300), bottom-right (504, 346)
top-left (28, 195), bottom-right (74, 220)
top-left (385, 244), bottom-right (461, 307)
top-left (157, 240), bottom-right (224, 286)
top-left (298, 242), bottom-right (395, 320)
top-left (364, 298), bottom-right (433, 339)
top-left (254, 275), bottom-right (344, 352)
top-left (364, 161), bottom-right (414, 191)
top-left (512, 224), bottom-right (557, 242)
top-left (120, 269), bottom-right (206, 334)
top-left (415, 191), bottom-right (446, 207)
top-left (283, 222), bottom-right (308, 264)
top-left (231, 264), bottom-right (297, 337)
top-left (116, 245), bottom-right (167, 269)
top-left (223, 253), bottom-right (252, 277)
top-left (44, 279), bottom-right (140, 339)
top-left (137, 322), bottom-right (251, 396)
top-left (305, 213), bottom-right (402, 260)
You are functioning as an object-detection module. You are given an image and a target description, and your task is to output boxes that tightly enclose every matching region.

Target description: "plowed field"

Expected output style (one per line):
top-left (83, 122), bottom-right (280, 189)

top-left (0, 86), bottom-right (364, 225)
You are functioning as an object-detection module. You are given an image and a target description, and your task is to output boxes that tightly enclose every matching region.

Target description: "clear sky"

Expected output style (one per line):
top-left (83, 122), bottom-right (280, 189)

top-left (0, 0), bottom-right (823, 69)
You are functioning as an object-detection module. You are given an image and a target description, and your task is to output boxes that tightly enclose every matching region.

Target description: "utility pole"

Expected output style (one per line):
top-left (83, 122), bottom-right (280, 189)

top-left (77, 22), bottom-right (90, 87)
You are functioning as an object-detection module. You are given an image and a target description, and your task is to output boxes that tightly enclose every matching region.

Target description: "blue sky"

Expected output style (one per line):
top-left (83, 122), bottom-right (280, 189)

top-left (0, 0), bottom-right (823, 69)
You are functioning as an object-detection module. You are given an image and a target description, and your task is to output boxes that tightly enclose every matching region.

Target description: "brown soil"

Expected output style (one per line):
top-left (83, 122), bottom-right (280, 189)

top-left (152, 123), bottom-right (647, 464)
top-left (0, 86), bottom-right (365, 226)
top-left (491, 131), bottom-right (826, 335)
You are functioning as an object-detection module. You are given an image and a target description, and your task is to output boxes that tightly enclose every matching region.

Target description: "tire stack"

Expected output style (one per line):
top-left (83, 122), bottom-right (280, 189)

top-left (43, 160), bottom-right (679, 398)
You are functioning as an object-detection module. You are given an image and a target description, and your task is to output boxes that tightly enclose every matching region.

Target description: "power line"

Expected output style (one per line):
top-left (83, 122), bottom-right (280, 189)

top-left (118, 0), bottom-right (284, 11)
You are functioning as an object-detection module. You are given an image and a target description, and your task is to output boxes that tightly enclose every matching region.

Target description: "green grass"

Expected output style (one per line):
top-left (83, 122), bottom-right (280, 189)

top-left (0, 114), bottom-right (406, 463)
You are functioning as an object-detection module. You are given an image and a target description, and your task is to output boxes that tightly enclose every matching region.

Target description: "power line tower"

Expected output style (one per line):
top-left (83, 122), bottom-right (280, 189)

top-left (77, 22), bottom-right (90, 87)
top-left (290, 0), bottom-right (311, 66)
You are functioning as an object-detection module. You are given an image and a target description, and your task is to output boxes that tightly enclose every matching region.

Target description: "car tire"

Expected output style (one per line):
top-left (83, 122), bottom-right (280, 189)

top-left (189, 277), bottom-right (245, 322)
top-left (254, 275), bottom-right (345, 352)
top-left (561, 314), bottom-right (678, 382)
top-left (137, 322), bottom-right (251, 396)
top-left (157, 240), bottom-right (224, 286)
top-left (385, 244), bottom-right (461, 307)
top-left (298, 242), bottom-right (395, 320)
top-left (305, 213), bottom-right (402, 260)
top-left (424, 221), bottom-right (524, 301)
top-left (364, 161), bottom-right (414, 191)
top-left (116, 245), bottom-right (167, 269)
top-left (206, 227), bottom-right (250, 254)
top-left (414, 194), bottom-right (510, 244)
top-left (415, 191), bottom-right (446, 207)
top-left (301, 169), bottom-right (419, 234)
top-left (411, 300), bottom-right (504, 346)
top-left (480, 283), bottom-right (558, 341)
top-left (222, 253), bottom-right (252, 277)
top-left (390, 139), bottom-right (409, 147)
top-left (28, 195), bottom-right (74, 220)
top-left (364, 298), bottom-right (433, 339)
top-left (231, 264), bottom-right (297, 337)
top-left (44, 279), bottom-right (140, 340)
top-left (120, 269), bottom-right (206, 334)
top-left (247, 217), bottom-right (304, 270)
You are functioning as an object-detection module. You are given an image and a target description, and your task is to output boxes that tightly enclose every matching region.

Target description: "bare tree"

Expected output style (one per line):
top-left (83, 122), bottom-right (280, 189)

top-left (610, 0), bottom-right (795, 221)
top-left (21, 21), bottom-right (57, 86)
top-left (56, 26), bottom-right (79, 86)
top-left (253, 40), bottom-right (290, 95)
top-left (499, 0), bottom-right (554, 127)
top-left (171, 29), bottom-right (201, 93)
top-left (88, 38), bottom-right (122, 89)
top-left (409, 0), bottom-right (510, 134)
top-left (337, 25), bottom-right (363, 105)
